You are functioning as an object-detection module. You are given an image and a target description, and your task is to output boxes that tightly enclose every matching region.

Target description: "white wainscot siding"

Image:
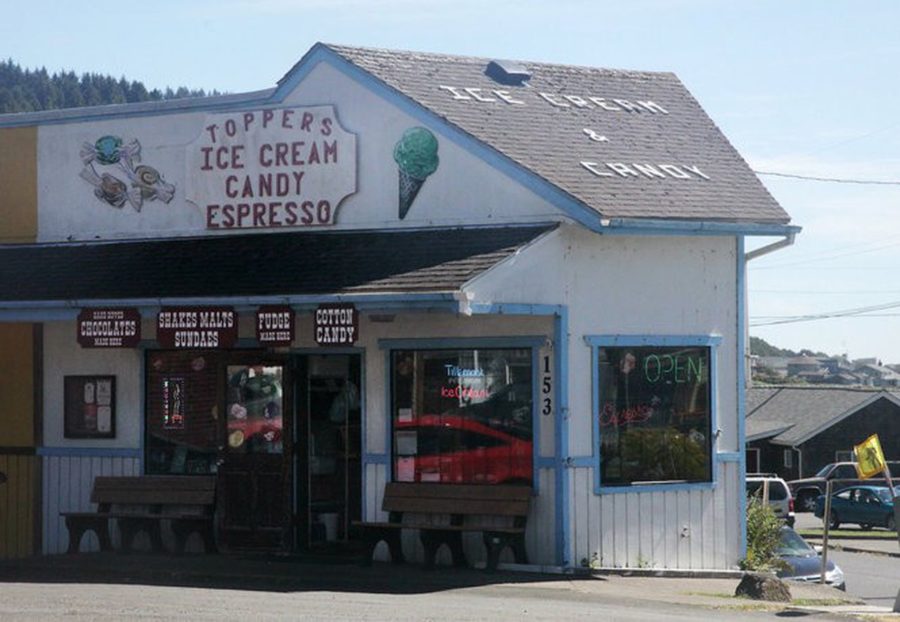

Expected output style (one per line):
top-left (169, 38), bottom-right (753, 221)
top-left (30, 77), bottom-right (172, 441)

top-left (42, 454), bottom-right (141, 554)
top-left (570, 459), bottom-right (740, 570)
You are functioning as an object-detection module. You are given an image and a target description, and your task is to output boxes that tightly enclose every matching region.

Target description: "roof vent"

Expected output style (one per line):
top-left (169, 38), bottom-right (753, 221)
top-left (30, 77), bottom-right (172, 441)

top-left (485, 59), bottom-right (531, 86)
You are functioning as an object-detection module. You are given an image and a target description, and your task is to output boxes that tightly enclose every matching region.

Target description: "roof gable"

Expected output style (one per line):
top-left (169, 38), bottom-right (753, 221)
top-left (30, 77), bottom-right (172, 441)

top-left (304, 44), bottom-right (791, 226)
top-left (746, 386), bottom-right (900, 445)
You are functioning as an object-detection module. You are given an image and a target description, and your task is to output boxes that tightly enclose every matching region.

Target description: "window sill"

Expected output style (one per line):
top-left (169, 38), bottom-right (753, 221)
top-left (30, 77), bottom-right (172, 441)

top-left (594, 480), bottom-right (716, 495)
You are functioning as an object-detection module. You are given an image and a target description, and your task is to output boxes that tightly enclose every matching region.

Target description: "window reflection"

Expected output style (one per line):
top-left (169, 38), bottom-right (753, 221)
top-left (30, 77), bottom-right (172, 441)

top-left (226, 365), bottom-right (284, 454)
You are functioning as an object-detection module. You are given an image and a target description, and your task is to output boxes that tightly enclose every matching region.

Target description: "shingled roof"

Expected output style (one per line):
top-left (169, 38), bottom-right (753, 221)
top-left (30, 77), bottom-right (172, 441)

top-left (0, 224), bottom-right (555, 303)
top-left (746, 386), bottom-right (900, 445)
top-left (323, 44), bottom-right (790, 225)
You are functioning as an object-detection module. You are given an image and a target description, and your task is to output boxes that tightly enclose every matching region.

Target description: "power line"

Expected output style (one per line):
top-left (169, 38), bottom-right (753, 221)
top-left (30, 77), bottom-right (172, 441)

top-left (750, 299), bottom-right (900, 327)
top-left (754, 170), bottom-right (900, 185)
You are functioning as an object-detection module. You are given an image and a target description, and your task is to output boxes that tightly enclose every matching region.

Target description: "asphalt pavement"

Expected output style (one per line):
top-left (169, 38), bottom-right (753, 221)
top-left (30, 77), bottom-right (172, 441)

top-left (0, 551), bottom-right (885, 620)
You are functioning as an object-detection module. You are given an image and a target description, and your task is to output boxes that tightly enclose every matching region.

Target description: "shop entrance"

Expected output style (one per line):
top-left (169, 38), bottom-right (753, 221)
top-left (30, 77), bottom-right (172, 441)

top-left (172, 350), bottom-right (361, 553)
top-left (293, 354), bottom-right (362, 550)
top-left (218, 354), bottom-right (291, 550)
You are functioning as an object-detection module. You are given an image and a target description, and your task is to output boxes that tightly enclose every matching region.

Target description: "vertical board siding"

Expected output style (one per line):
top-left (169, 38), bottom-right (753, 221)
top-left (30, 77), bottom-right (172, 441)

top-left (576, 460), bottom-right (740, 570)
top-left (41, 455), bottom-right (140, 554)
top-left (0, 454), bottom-right (35, 559)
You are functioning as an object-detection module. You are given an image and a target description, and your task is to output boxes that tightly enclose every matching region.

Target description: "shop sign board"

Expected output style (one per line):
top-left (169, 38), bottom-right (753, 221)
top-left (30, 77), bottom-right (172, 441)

top-left (186, 105), bottom-right (357, 230)
top-left (156, 306), bottom-right (238, 349)
top-left (256, 305), bottom-right (295, 346)
top-left (77, 308), bottom-right (142, 348)
top-left (315, 303), bottom-right (358, 346)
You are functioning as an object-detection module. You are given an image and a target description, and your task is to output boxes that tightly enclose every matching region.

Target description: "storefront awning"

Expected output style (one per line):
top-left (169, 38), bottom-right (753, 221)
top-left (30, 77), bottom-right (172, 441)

top-left (0, 224), bottom-right (555, 307)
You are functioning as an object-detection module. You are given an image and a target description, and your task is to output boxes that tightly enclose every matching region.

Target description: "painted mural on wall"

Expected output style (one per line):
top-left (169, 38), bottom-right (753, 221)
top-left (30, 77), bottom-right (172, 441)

top-left (79, 135), bottom-right (175, 211)
top-left (393, 127), bottom-right (439, 219)
top-left (185, 105), bottom-right (357, 230)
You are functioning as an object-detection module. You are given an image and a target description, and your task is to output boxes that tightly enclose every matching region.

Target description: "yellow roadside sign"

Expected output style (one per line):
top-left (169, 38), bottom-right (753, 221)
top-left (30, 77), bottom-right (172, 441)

top-left (854, 433), bottom-right (886, 479)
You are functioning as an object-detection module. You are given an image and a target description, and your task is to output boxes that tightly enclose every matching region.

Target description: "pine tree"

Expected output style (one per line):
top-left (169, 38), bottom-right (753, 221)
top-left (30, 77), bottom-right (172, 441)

top-left (0, 60), bottom-right (214, 113)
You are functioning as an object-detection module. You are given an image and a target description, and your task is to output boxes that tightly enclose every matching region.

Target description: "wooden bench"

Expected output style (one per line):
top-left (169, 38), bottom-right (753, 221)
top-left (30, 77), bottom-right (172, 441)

top-left (61, 475), bottom-right (217, 555)
top-left (354, 482), bottom-right (531, 571)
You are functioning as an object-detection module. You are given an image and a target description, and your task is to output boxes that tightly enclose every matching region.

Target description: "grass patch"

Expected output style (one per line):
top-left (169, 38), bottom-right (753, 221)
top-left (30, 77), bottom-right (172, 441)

top-left (797, 528), bottom-right (896, 539)
top-left (791, 598), bottom-right (854, 606)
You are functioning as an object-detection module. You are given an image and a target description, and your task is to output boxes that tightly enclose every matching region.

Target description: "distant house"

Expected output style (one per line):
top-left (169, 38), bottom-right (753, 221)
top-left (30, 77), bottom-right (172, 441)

top-left (745, 386), bottom-right (900, 481)
top-left (856, 363), bottom-right (900, 387)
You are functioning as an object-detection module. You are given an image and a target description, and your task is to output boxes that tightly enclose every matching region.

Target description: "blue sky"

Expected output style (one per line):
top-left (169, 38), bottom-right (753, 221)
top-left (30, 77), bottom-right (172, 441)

top-left (4, 0), bottom-right (900, 360)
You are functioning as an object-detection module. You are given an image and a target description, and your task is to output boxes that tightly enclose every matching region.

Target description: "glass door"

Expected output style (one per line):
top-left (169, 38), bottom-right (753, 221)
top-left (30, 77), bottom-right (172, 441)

top-left (218, 355), bottom-right (291, 550)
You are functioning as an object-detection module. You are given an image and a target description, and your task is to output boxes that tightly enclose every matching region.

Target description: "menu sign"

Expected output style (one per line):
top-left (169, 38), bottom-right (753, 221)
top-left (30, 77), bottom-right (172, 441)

top-left (314, 303), bottom-right (358, 346)
top-left (77, 308), bottom-right (142, 348)
top-left (256, 305), bottom-right (295, 346)
top-left (157, 306), bottom-right (238, 349)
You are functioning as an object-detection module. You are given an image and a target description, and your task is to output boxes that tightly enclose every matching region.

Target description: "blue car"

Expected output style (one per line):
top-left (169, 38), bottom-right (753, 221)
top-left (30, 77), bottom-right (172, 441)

top-left (814, 485), bottom-right (896, 531)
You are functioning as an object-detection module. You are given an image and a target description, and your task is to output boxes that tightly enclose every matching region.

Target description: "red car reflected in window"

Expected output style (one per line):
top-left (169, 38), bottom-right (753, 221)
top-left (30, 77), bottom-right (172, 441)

top-left (394, 415), bottom-right (532, 485)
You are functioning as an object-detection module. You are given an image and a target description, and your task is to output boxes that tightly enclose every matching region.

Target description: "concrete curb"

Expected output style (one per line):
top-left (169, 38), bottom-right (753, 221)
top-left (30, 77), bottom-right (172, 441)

top-left (828, 544), bottom-right (900, 558)
top-left (591, 567), bottom-right (745, 579)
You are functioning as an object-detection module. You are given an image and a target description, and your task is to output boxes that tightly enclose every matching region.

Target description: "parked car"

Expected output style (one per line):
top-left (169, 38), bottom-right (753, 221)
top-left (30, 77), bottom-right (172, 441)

top-left (746, 473), bottom-right (795, 527)
top-left (788, 461), bottom-right (900, 513)
top-left (813, 485), bottom-right (896, 531)
top-left (394, 415), bottom-right (532, 485)
top-left (775, 526), bottom-right (845, 590)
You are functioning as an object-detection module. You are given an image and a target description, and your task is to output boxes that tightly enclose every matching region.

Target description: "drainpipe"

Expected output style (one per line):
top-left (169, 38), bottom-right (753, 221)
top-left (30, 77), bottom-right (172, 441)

top-left (745, 231), bottom-right (797, 262)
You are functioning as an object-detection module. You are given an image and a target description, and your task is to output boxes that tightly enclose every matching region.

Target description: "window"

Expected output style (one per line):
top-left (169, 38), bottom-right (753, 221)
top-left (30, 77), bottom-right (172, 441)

top-left (391, 348), bottom-right (533, 485)
top-left (832, 464), bottom-right (857, 480)
top-left (225, 364), bottom-right (284, 454)
top-left (590, 337), bottom-right (719, 489)
top-left (783, 449), bottom-right (793, 469)
top-left (835, 450), bottom-right (853, 462)
top-left (146, 351), bottom-right (221, 474)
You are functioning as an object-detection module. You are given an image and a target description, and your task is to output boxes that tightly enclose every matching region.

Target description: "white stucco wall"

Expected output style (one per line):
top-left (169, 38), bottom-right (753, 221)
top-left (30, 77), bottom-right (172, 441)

top-left (467, 225), bottom-right (743, 568)
top-left (36, 60), bottom-right (562, 243)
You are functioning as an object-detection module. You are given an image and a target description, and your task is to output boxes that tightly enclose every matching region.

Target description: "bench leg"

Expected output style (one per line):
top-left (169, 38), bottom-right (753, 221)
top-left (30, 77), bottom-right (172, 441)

top-left (420, 530), bottom-right (467, 569)
top-left (119, 518), bottom-right (164, 553)
top-left (420, 531), bottom-right (441, 570)
top-left (360, 528), bottom-right (404, 566)
top-left (484, 532), bottom-right (524, 572)
top-left (65, 517), bottom-right (112, 554)
top-left (172, 520), bottom-right (217, 554)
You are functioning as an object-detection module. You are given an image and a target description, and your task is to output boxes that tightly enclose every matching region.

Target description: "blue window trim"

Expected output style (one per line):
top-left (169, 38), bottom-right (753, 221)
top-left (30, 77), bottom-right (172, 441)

top-left (585, 334), bottom-right (722, 495)
top-left (378, 335), bottom-right (547, 495)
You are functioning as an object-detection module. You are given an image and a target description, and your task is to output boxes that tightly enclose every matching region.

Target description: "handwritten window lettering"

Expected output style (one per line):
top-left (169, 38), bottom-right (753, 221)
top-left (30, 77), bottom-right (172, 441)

top-left (391, 348), bottom-right (533, 485)
top-left (597, 346), bottom-right (712, 486)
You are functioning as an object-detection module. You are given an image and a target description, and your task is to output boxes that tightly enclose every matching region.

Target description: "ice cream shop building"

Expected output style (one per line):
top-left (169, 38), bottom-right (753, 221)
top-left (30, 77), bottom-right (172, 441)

top-left (0, 44), bottom-right (797, 569)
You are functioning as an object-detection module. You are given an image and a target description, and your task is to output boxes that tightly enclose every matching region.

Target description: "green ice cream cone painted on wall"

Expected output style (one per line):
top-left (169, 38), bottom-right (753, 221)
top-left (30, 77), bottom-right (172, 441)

top-left (393, 127), bottom-right (439, 219)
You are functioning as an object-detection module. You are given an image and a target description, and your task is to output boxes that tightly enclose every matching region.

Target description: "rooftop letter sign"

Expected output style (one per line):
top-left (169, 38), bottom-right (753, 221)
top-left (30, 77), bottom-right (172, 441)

top-left (186, 105), bottom-right (357, 230)
top-left (157, 307), bottom-right (238, 349)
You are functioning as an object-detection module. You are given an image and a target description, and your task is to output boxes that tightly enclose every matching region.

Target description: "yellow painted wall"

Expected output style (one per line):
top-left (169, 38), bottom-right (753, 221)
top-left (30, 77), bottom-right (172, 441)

top-left (0, 127), bottom-right (38, 558)
top-left (0, 324), bottom-right (34, 447)
top-left (0, 126), bottom-right (38, 243)
top-left (0, 454), bottom-right (35, 559)
top-left (0, 324), bottom-right (36, 558)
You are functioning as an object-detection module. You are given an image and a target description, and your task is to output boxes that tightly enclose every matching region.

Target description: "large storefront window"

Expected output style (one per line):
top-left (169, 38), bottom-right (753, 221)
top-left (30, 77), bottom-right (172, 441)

top-left (596, 343), bottom-right (713, 487)
top-left (146, 351), bottom-right (221, 474)
top-left (391, 348), bottom-right (533, 485)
